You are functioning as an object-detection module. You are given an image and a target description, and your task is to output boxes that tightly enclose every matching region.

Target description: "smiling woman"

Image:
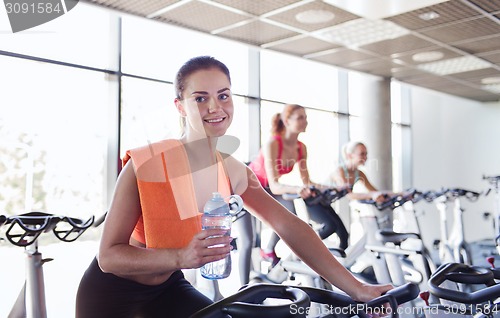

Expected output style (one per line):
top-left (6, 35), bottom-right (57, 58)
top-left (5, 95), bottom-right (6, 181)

top-left (75, 56), bottom-right (392, 318)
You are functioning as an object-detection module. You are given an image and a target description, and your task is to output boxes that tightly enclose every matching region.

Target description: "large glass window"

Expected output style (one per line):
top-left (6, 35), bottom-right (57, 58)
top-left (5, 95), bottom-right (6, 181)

top-left (0, 2), bottom-right (115, 70)
top-left (260, 51), bottom-right (339, 111)
top-left (120, 77), bottom-right (179, 158)
top-left (121, 15), bottom-right (250, 96)
top-left (0, 56), bottom-right (110, 219)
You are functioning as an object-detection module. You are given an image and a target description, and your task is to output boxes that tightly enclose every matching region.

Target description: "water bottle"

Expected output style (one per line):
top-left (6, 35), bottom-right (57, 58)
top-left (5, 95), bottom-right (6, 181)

top-left (200, 192), bottom-right (232, 279)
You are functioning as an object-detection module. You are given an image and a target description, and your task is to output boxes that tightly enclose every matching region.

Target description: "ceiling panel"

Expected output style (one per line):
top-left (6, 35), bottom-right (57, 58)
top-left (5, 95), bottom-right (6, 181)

top-left (213, 0), bottom-right (303, 16)
top-left (265, 0), bottom-right (358, 32)
top-left (420, 17), bottom-right (500, 44)
top-left (384, 1), bottom-right (482, 30)
top-left (453, 35), bottom-right (500, 55)
top-left (469, 0), bottom-right (500, 13)
top-left (265, 35), bottom-right (342, 55)
top-left (217, 20), bottom-right (300, 46)
top-left (360, 34), bottom-right (437, 56)
top-left (82, 0), bottom-right (500, 102)
top-left (86, 0), bottom-right (179, 16)
top-left (155, 0), bottom-right (250, 33)
top-left (478, 51), bottom-right (500, 65)
top-left (310, 49), bottom-right (376, 66)
top-left (392, 47), bottom-right (462, 66)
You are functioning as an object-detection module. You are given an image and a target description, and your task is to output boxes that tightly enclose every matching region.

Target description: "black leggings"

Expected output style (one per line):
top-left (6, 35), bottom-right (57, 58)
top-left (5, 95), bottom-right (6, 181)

top-left (306, 202), bottom-right (349, 250)
top-left (76, 257), bottom-right (213, 318)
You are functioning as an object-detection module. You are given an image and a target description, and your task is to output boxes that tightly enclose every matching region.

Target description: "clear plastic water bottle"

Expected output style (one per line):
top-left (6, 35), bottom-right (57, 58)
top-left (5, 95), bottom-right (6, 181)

top-left (200, 192), bottom-right (232, 279)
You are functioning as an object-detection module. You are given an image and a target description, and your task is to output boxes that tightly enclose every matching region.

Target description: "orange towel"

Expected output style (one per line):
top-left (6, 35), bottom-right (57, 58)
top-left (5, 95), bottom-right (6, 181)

top-left (123, 139), bottom-right (231, 249)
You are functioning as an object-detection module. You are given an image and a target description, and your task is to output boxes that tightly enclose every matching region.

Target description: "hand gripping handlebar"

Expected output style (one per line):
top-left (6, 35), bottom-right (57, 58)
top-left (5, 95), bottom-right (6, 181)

top-left (190, 282), bottom-right (419, 318)
top-left (282, 186), bottom-right (350, 206)
top-left (358, 189), bottom-right (418, 211)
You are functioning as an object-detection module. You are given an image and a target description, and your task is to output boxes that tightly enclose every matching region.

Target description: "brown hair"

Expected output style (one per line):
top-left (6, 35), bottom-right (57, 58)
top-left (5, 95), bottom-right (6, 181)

top-left (271, 104), bottom-right (304, 135)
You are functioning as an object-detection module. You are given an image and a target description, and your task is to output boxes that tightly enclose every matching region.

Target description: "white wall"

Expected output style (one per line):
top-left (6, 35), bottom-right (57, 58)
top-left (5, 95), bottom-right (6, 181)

top-left (410, 85), bottom-right (500, 247)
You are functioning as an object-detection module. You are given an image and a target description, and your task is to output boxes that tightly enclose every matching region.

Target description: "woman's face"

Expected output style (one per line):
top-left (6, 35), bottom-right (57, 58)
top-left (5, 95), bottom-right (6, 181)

top-left (286, 108), bottom-right (308, 133)
top-left (350, 144), bottom-right (368, 166)
top-left (176, 68), bottom-right (233, 138)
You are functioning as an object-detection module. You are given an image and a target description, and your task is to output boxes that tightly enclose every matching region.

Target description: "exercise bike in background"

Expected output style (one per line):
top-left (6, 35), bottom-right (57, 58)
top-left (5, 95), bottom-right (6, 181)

top-left (362, 190), bottom-right (438, 294)
top-left (424, 188), bottom-right (481, 266)
top-left (250, 187), bottom-right (350, 290)
top-left (420, 262), bottom-right (500, 318)
top-left (483, 175), bottom-right (500, 254)
top-left (0, 211), bottom-right (99, 318)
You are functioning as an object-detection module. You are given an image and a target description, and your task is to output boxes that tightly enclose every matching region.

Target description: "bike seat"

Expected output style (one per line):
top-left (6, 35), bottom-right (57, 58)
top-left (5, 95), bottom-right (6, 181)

top-left (376, 230), bottom-right (421, 245)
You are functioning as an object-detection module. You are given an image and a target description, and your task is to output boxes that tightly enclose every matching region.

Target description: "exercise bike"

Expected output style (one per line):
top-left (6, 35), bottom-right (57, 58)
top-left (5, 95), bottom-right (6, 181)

top-left (425, 188), bottom-right (481, 266)
top-left (362, 190), bottom-right (438, 292)
top-left (0, 211), bottom-right (96, 318)
top-left (250, 187), bottom-right (350, 291)
top-left (483, 175), bottom-right (500, 255)
top-left (420, 262), bottom-right (500, 318)
top-left (191, 281), bottom-right (420, 318)
top-left (344, 190), bottom-right (428, 286)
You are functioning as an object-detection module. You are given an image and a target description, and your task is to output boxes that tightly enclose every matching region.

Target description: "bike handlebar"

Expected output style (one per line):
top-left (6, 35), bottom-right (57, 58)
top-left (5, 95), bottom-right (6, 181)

top-left (423, 188), bottom-right (481, 202)
top-left (282, 186), bottom-right (350, 206)
top-left (1, 211), bottom-right (94, 247)
top-left (483, 175), bottom-right (500, 184)
top-left (191, 282), bottom-right (419, 318)
top-left (428, 263), bottom-right (500, 304)
top-left (190, 283), bottom-right (310, 318)
top-left (358, 189), bottom-right (418, 211)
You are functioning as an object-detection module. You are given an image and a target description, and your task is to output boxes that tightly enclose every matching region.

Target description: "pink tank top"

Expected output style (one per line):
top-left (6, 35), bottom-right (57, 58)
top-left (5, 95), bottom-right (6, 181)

top-left (249, 135), bottom-right (304, 187)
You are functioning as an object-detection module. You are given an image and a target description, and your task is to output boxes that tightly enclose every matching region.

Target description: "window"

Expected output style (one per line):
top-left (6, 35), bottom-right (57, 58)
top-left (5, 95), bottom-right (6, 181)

top-left (121, 15), bottom-right (250, 95)
top-left (261, 50), bottom-right (339, 111)
top-left (0, 3), bottom-right (115, 70)
top-left (0, 55), bottom-right (111, 218)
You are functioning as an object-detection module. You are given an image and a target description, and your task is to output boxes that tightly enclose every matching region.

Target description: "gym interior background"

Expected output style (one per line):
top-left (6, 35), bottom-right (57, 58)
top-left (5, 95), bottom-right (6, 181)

top-left (0, 0), bottom-right (499, 316)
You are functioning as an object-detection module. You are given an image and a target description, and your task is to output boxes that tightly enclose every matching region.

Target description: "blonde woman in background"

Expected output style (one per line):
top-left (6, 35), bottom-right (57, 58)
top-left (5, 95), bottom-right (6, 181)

top-left (329, 141), bottom-right (390, 202)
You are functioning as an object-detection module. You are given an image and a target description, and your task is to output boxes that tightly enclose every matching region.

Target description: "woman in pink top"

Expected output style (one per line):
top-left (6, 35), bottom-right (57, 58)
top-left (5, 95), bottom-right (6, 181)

top-left (248, 104), bottom-right (349, 265)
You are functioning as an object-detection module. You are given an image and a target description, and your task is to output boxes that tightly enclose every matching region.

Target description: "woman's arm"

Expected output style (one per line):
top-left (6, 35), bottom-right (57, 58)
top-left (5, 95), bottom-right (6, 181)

top-left (241, 167), bottom-right (392, 301)
top-left (98, 161), bottom-right (232, 283)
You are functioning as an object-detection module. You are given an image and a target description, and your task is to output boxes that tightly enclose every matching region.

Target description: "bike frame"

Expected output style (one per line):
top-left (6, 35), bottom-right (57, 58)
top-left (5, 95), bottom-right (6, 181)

top-left (2, 212), bottom-right (94, 318)
top-left (434, 191), bottom-right (472, 265)
top-left (484, 176), bottom-right (500, 253)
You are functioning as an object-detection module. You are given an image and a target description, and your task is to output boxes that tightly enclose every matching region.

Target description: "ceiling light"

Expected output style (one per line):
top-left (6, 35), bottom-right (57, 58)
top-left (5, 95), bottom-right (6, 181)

top-left (481, 77), bottom-right (500, 85)
top-left (316, 18), bottom-right (410, 48)
top-left (295, 10), bottom-right (335, 24)
top-left (418, 11), bottom-right (440, 21)
top-left (417, 56), bottom-right (491, 75)
top-left (412, 51), bottom-right (444, 62)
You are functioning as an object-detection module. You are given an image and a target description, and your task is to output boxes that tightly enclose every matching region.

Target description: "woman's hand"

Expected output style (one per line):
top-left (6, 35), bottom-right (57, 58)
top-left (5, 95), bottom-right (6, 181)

top-left (350, 282), bottom-right (394, 303)
top-left (350, 282), bottom-right (394, 317)
top-left (177, 229), bottom-right (232, 270)
top-left (297, 186), bottom-right (312, 199)
top-left (371, 192), bottom-right (388, 203)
